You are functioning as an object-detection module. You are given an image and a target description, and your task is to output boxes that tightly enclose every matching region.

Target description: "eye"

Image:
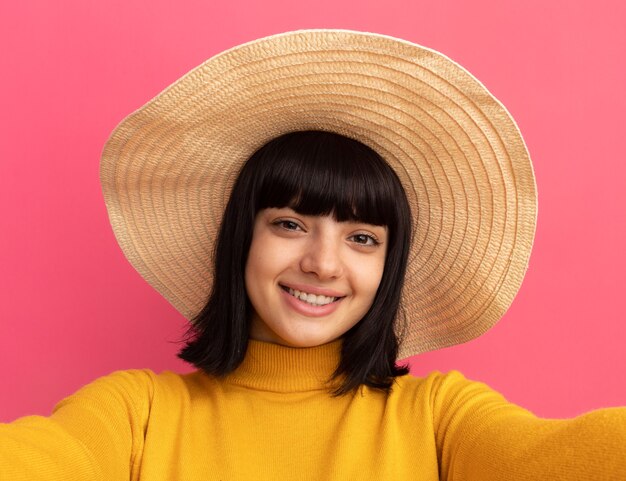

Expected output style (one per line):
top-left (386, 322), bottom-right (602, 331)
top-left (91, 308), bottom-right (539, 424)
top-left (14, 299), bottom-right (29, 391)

top-left (349, 233), bottom-right (380, 246)
top-left (273, 219), bottom-right (303, 231)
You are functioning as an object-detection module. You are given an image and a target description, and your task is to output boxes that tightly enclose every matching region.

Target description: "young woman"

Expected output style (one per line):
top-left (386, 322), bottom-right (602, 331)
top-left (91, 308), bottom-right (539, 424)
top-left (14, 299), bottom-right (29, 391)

top-left (2, 30), bottom-right (625, 480)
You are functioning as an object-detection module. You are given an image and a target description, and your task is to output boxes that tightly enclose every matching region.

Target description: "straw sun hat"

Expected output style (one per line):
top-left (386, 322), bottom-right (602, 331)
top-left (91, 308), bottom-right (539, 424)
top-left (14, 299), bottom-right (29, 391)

top-left (100, 29), bottom-right (537, 359)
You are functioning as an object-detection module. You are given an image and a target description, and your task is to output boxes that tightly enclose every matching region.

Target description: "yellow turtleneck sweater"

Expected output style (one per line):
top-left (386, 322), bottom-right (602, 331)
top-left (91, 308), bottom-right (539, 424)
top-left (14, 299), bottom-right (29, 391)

top-left (2, 340), bottom-right (625, 480)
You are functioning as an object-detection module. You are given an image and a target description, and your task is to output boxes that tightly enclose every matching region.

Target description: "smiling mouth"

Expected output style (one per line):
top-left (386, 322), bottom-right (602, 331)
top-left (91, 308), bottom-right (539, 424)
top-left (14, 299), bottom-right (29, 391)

top-left (280, 286), bottom-right (341, 306)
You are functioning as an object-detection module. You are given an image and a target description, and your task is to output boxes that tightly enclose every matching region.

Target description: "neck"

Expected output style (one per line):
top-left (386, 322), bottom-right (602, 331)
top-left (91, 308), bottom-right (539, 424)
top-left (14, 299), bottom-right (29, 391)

top-left (226, 339), bottom-right (343, 393)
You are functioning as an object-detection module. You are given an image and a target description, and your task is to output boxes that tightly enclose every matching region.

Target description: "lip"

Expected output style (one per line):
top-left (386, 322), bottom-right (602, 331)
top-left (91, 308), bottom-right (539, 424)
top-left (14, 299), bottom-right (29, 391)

top-left (279, 285), bottom-right (344, 317)
top-left (279, 281), bottom-right (346, 298)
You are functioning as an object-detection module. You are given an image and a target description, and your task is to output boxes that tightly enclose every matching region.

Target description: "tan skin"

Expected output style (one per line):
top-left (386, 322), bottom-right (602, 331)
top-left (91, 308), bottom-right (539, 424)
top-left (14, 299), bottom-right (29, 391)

top-left (245, 207), bottom-right (388, 348)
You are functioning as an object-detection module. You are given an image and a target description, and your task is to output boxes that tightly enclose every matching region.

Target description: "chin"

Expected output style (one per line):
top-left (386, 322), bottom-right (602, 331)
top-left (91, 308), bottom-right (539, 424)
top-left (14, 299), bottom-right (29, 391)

top-left (274, 331), bottom-right (340, 349)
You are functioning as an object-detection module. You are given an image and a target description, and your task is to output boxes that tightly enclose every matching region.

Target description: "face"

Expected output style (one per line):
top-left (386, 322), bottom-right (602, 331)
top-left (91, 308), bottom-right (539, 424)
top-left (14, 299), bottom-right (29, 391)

top-left (245, 207), bottom-right (387, 348)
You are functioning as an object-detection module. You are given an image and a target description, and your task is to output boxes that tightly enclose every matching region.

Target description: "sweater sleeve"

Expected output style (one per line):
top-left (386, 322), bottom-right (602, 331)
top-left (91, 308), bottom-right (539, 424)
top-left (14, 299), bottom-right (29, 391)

top-left (0, 369), bottom-right (155, 481)
top-left (431, 371), bottom-right (626, 481)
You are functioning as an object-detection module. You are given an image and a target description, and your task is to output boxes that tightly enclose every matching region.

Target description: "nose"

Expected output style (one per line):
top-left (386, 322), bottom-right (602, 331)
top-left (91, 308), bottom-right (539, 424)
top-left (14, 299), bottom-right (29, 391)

top-left (300, 232), bottom-right (344, 280)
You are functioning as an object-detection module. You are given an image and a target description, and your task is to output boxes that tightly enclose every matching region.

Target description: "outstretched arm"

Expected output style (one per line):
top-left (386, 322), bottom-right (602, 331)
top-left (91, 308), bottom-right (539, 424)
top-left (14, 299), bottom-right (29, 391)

top-left (0, 369), bottom-right (154, 481)
top-left (432, 371), bottom-right (626, 481)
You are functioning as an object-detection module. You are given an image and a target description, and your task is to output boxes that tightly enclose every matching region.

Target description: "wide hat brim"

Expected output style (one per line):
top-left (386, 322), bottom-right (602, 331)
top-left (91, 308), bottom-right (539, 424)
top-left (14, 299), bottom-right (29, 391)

top-left (100, 29), bottom-right (537, 359)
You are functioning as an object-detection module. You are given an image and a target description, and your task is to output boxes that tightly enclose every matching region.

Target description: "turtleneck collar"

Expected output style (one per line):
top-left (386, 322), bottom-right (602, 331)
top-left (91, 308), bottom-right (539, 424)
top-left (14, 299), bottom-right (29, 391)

top-left (226, 339), bottom-right (343, 393)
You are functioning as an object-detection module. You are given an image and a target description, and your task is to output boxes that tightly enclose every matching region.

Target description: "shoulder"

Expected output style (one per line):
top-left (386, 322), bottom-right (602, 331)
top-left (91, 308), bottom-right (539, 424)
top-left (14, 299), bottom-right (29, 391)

top-left (388, 370), bottom-right (513, 416)
top-left (392, 369), bottom-right (486, 397)
top-left (53, 369), bottom-right (212, 416)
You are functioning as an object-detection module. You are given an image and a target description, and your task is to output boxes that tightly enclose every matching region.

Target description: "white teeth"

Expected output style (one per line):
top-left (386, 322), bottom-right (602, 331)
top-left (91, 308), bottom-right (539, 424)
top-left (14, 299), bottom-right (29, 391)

top-left (287, 288), bottom-right (337, 306)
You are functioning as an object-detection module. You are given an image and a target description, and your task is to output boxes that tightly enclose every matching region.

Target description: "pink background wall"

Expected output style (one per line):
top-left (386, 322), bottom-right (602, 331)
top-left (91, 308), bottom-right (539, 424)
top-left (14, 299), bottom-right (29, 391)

top-left (1, 0), bottom-right (625, 422)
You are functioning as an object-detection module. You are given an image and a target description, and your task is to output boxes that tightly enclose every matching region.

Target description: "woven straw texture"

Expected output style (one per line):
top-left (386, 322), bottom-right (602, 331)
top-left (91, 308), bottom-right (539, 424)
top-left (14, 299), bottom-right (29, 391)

top-left (100, 29), bottom-right (537, 358)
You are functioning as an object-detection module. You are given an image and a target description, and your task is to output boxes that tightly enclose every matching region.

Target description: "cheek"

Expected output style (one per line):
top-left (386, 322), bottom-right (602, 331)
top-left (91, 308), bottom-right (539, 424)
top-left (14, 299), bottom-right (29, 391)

top-left (244, 237), bottom-right (264, 305)
top-left (244, 232), bottom-right (292, 301)
top-left (353, 255), bottom-right (386, 301)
